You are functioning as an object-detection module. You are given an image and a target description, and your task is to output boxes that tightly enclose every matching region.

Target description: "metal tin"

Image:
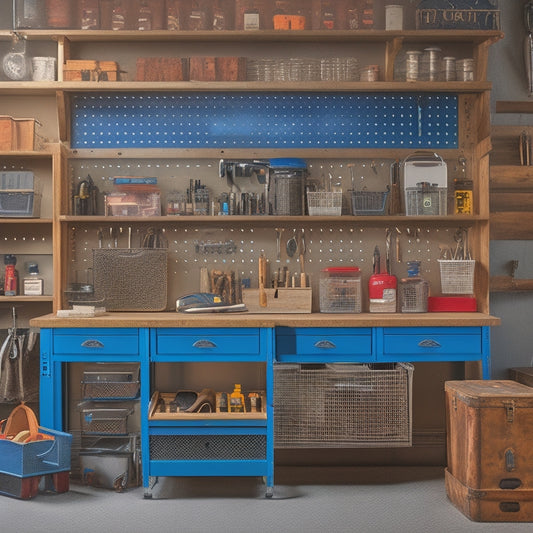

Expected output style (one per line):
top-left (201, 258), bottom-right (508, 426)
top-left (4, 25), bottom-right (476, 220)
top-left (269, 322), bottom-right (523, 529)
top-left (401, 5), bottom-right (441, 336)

top-left (405, 50), bottom-right (422, 82)
top-left (385, 5), bottom-right (403, 31)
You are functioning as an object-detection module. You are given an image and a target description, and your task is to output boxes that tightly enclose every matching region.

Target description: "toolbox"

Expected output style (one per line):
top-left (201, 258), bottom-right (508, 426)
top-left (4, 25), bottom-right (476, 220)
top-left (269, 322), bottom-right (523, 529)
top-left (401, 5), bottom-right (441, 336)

top-left (445, 380), bottom-right (533, 490)
top-left (445, 467), bottom-right (533, 522)
top-left (63, 60), bottom-right (119, 81)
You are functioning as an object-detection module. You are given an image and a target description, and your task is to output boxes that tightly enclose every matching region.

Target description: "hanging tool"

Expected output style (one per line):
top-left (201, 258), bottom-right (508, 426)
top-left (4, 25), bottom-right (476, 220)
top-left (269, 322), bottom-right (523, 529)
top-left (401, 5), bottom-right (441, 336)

top-left (299, 228), bottom-right (306, 287)
top-left (389, 159), bottom-right (402, 215)
top-left (525, 1), bottom-right (533, 96)
top-left (0, 307), bottom-right (25, 391)
top-left (258, 253), bottom-right (267, 307)
top-left (286, 229), bottom-right (298, 257)
top-left (275, 228), bottom-right (284, 261)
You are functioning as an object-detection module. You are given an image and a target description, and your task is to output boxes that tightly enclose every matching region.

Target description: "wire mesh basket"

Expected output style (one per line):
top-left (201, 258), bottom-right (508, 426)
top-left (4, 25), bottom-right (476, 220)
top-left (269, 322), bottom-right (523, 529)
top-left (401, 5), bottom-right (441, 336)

top-left (351, 190), bottom-right (389, 215)
top-left (307, 191), bottom-right (342, 216)
top-left (270, 172), bottom-right (305, 215)
top-left (78, 402), bottom-right (134, 435)
top-left (438, 259), bottom-right (475, 294)
top-left (81, 364), bottom-right (140, 401)
top-left (405, 185), bottom-right (447, 216)
top-left (93, 248), bottom-right (168, 311)
top-left (274, 363), bottom-right (413, 448)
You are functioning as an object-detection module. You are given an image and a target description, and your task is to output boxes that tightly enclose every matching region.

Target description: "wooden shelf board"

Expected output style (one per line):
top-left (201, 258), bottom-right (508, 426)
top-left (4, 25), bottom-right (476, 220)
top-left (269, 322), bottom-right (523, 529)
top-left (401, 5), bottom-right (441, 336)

top-left (0, 295), bottom-right (53, 302)
top-left (0, 81), bottom-right (493, 95)
top-left (0, 29), bottom-right (504, 44)
top-left (0, 218), bottom-right (52, 224)
top-left (490, 212), bottom-right (533, 240)
top-left (59, 215), bottom-right (487, 225)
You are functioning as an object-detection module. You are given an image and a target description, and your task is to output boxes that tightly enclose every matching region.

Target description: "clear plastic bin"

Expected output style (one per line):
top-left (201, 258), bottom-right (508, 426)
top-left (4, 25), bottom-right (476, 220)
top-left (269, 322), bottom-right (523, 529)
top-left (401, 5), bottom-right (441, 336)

top-left (319, 267), bottom-right (362, 313)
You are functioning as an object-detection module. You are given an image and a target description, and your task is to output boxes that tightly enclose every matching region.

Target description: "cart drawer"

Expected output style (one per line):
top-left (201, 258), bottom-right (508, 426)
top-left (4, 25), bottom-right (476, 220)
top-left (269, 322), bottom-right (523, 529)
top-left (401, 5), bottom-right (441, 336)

top-left (52, 328), bottom-right (140, 356)
top-left (382, 327), bottom-right (483, 357)
top-left (154, 328), bottom-right (261, 357)
top-left (276, 327), bottom-right (373, 359)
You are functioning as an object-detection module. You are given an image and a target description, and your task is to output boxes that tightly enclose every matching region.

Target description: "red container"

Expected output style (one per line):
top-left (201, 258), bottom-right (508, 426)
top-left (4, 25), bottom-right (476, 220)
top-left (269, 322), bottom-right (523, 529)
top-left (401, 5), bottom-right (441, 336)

top-left (428, 296), bottom-right (477, 312)
top-left (368, 273), bottom-right (397, 313)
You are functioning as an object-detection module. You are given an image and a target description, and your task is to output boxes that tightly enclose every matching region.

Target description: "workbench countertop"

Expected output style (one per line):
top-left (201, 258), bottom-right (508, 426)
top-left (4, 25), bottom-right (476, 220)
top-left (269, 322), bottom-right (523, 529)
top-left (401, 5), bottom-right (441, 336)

top-left (29, 312), bottom-right (501, 329)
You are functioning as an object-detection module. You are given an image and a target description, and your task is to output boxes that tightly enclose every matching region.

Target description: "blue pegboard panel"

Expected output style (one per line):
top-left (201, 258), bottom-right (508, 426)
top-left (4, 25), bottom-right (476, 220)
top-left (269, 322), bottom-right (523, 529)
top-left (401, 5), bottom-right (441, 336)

top-left (71, 92), bottom-right (458, 149)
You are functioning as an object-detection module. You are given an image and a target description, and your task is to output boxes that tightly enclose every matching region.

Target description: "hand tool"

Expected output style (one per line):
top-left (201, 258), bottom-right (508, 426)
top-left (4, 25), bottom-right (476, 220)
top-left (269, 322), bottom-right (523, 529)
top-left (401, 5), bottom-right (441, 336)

top-left (299, 228), bottom-right (307, 287)
top-left (286, 229), bottom-right (297, 257)
top-left (275, 227), bottom-right (284, 261)
top-left (259, 253), bottom-right (267, 307)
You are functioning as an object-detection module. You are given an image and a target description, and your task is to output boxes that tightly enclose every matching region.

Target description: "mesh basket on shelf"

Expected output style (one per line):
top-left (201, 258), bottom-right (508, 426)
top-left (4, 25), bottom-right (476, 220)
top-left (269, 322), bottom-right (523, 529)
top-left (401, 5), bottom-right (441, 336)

top-left (438, 259), bottom-right (475, 294)
top-left (351, 190), bottom-right (389, 215)
top-left (307, 191), bottom-right (342, 216)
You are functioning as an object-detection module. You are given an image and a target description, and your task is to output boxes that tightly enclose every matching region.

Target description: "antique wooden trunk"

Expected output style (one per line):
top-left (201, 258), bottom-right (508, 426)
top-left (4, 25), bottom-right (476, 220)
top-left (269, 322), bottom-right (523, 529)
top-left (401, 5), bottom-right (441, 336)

top-left (63, 60), bottom-right (119, 82)
top-left (445, 380), bottom-right (533, 491)
top-left (510, 367), bottom-right (533, 388)
top-left (445, 468), bottom-right (533, 522)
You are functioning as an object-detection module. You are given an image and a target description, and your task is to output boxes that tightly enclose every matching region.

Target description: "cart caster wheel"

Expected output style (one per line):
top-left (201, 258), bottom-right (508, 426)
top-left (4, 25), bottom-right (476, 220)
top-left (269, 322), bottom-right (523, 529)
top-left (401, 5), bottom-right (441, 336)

top-left (265, 487), bottom-right (274, 498)
top-left (143, 492), bottom-right (153, 499)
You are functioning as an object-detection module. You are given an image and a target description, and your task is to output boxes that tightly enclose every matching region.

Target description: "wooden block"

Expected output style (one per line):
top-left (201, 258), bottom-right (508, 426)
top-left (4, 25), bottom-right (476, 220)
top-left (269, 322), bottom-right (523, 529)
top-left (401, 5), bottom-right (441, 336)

top-left (242, 288), bottom-right (312, 313)
top-left (136, 57), bottom-right (188, 81)
top-left (215, 57), bottom-right (246, 81)
top-left (189, 57), bottom-right (216, 81)
top-left (0, 116), bottom-right (14, 151)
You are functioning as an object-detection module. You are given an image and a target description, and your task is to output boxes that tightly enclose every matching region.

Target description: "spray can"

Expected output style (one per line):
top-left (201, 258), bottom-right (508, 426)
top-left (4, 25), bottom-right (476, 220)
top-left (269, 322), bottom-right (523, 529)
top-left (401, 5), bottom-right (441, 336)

top-left (4, 254), bottom-right (18, 296)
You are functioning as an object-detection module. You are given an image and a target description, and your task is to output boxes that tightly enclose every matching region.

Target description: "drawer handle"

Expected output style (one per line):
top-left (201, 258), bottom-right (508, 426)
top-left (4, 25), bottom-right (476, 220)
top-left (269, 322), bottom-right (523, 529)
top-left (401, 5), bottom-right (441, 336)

top-left (81, 339), bottom-right (104, 349)
top-left (193, 339), bottom-right (217, 349)
top-left (314, 340), bottom-right (336, 349)
top-left (418, 339), bottom-right (441, 348)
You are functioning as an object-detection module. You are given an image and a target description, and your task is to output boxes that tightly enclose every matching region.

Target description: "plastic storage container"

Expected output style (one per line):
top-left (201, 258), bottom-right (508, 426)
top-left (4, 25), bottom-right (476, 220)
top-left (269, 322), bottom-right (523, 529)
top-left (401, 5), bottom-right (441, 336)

top-left (319, 267), bottom-right (362, 313)
top-left (399, 261), bottom-right (429, 313)
top-left (268, 158), bottom-right (307, 215)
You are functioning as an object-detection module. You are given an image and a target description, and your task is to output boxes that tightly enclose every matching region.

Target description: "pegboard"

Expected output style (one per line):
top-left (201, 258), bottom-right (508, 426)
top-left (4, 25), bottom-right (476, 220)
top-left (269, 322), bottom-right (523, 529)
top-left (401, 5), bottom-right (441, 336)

top-left (67, 222), bottom-right (473, 312)
top-left (71, 92), bottom-right (458, 149)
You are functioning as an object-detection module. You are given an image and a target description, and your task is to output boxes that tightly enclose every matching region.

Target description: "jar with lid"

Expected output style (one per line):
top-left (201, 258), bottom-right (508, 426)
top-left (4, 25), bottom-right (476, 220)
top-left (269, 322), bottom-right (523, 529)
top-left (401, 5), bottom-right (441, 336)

top-left (421, 47), bottom-right (442, 82)
top-left (456, 58), bottom-right (475, 82)
top-left (443, 56), bottom-right (457, 82)
top-left (319, 267), bottom-right (362, 313)
top-left (405, 50), bottom-right (422, 82)
top-left (398, 261), bottom-right (429, 313)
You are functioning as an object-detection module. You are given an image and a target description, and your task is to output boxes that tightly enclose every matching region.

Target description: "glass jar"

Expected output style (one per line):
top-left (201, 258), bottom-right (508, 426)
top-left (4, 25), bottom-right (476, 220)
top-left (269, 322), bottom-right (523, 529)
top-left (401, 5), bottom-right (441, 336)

top-left (399, 261), bottom-right (429, 313)
top-left (456, 58), bottom-right (475, 82)
top-left (443, 56), bottom-right (457, 82)
top-left (422, 46), bottom-right (442, 82)
top-left (405, 50), bottom-right (422, 82)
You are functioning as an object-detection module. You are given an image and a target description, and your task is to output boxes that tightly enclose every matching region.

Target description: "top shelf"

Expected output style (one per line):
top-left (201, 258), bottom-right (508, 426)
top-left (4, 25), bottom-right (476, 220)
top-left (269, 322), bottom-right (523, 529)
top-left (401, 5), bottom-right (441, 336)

top-left (1, 29), bottom-right (504, 44)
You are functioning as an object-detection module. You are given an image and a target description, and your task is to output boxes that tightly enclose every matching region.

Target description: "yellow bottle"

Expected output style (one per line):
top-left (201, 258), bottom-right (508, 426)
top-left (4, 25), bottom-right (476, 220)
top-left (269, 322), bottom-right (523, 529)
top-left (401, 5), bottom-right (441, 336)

top-left (229, 384), bottom-right (245, 413)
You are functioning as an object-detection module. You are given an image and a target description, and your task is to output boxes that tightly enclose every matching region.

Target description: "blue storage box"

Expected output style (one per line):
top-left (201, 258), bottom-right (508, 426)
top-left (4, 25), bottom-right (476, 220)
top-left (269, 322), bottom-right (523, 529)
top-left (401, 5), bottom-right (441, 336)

top-left (0, 428), bottom-right (72, 478)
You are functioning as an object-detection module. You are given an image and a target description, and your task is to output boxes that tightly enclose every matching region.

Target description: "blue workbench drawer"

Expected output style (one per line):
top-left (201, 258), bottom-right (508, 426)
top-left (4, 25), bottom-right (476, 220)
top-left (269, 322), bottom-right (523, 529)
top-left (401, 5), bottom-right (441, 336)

top-left (153, 328), bottom-right (261, 358)
top-left (381, 327), bottom-right (483, 358)
top-left (52, 328), bottom-right (140, 356)
top-left (276, 327), bottom-right (373, 362)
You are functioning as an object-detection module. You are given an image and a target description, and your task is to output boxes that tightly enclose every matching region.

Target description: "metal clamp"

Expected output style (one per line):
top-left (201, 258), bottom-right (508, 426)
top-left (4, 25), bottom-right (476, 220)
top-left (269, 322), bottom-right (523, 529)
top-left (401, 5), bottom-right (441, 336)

top-left (193, 339), bottom-right (217, 349)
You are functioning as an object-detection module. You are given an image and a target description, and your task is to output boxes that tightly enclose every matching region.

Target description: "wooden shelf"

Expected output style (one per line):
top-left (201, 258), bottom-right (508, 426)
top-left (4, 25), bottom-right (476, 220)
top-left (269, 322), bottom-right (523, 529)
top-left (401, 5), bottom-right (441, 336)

top-left (0, 29), bottom-right (504, 44)
top-left (0, 295), bottom-right (53, 303)
top-left (0, 80), bottom-right (494, 95)
top-left (0, 218), bottom-right (52, 224)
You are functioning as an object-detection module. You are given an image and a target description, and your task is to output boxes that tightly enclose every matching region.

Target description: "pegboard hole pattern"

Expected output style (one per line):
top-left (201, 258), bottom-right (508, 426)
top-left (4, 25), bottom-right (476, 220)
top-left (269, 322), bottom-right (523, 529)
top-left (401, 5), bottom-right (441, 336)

top-left (71, 92), bottom-right (458, 149)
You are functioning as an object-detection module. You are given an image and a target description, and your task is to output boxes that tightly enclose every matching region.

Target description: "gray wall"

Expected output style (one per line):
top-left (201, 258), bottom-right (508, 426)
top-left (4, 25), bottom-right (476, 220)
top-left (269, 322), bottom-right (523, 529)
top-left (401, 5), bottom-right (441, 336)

top-left (488, 2), bottom-right (533, 378)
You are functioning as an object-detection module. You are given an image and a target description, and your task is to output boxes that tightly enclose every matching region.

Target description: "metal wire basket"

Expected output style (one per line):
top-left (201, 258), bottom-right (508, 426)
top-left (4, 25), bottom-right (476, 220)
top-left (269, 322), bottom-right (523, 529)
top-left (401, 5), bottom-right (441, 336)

top-left (438, 259), bottom-right (475, 294)
top-left (274, 363), bottom-right (414, 448)
top-left (351, 190), bottom-right (389, 215)
top-left (82, 365), bottom-right (140, 401)
top-left (307, 191), bottom-right (343, 216)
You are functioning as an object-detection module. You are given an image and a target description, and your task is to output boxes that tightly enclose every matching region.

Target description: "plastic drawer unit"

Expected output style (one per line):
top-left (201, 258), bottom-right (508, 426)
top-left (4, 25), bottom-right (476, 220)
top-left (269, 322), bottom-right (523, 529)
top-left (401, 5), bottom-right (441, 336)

top-left (275, 327), bottom-right (374, 363)
top-left (144, 327), bottom-right (274, 498)
top-left (377, 327), bottom-right (490, 378)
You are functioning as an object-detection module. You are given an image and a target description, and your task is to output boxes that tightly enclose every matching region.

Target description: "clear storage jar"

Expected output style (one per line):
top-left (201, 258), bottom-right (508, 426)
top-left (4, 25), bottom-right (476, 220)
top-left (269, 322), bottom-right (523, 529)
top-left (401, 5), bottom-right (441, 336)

top-left (398, 261), bottom-right (429, 313)
top-left (319, 267), bottom-right (362, 313)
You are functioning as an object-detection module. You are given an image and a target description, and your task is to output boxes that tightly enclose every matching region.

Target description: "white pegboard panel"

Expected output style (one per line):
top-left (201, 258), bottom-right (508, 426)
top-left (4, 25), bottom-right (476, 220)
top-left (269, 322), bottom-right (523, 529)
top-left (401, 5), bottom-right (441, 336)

top-left (71, 92), bottom-right (458, 149)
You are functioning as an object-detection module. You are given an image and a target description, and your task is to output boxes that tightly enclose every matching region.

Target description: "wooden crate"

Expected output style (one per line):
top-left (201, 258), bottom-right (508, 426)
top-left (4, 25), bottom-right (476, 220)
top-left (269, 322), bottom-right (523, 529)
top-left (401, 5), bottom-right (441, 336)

top-left (63, 60), bottom-right (119, 81)
top-left (445, 380), bottom-right (533, 490)
top-left (136, 57), bottom-right (188, 81)
top-left (510, 367), bottom-right (533, 388)
top-left (189, 56), bottom-right (246, 81)
top-left (0, 116), bottom-right (15, 151)
top-left (445, 468), bottom-right (533, 522)
top-left (242, 288), bottom-right (312, 313)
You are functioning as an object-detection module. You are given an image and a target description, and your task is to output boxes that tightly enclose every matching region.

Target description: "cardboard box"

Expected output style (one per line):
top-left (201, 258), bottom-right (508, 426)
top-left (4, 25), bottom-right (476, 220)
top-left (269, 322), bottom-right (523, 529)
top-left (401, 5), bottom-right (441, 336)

top-left (63, 60), bottom-right (119, 81)
top-left (0, 116), bottom-right (15, 150)
top-left (0, 116), bottom-right (42, 151)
